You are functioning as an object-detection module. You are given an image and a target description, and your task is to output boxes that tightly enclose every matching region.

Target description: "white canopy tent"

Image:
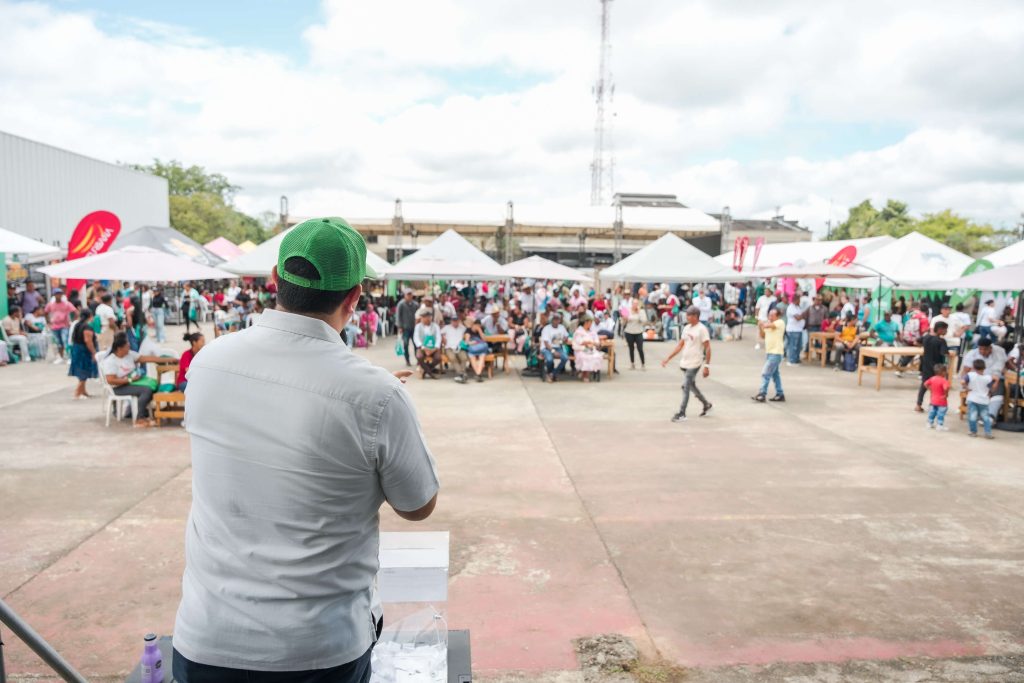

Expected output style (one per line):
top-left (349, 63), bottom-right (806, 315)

top-left (825, 232), bottom-right (973, 290)
top-left (499, 255), bottom-right (592, 282)
top-left (0, 227), bottom-right (60, 259)
top-left (716, 235), bottom-right (895, 272)
top-left (751, 263), bottom-right (877, 279)
top-left (38, 246), bottom-right (235, 281)
top-left (601, 233), bottom-right (737, 283)
top-left (984, 240), bottom-right (1024, 268)
top-left (386, 229), bottom-right (505, 280)
top-left (221, 228), bottom-right (387, 279)
top-left (920, 262), bottom-right (1024, 293)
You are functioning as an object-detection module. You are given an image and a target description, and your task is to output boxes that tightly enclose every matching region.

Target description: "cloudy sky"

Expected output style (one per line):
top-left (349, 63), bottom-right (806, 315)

top-left (2, 0), bottom-right (1024, 235)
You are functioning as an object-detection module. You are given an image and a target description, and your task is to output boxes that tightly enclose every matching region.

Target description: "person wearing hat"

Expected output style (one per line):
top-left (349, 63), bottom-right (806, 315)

top-left (44, 288), bottom-right (77, 363)
top-left (396, 289), bottom-right (419, 366)
top-left (416, 293), bottom-right (444, 325)
top-left (661, 306), bottom-right (713, 422)
top-left (413, 308), bottom-right (442, 378)
top-left (539, 312), bottom-right (570, 382)
top-left (173, 218), bottom-right (439, 681)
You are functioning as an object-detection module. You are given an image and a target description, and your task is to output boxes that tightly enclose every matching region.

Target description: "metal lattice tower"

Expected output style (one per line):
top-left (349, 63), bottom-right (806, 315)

top-left (590, 0), bottom-right (614, 206)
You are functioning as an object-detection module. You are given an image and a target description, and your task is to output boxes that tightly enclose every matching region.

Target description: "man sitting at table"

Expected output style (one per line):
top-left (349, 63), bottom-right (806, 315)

top-left (961, 338), bottom-right (1008, 419)
top-left (440, 314), bottom-right (469, 384)
top-left (413, 310), bottom-right (441, 379)
top-left (832, 314), bottom-right (861, 370)
top-left (482, 307), bottom-right (509, 337)
top-left (871, 311), bottom-right (900, 347)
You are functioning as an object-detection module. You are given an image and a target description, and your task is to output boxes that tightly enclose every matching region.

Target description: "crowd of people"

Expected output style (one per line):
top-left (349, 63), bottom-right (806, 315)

top-left (3, 274), bottom-right (1021, 429)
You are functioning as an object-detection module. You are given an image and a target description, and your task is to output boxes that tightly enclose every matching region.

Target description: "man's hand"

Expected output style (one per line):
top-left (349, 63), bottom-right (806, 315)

top-left (393, 370), bottom-right (413, 384)
top-left (702, 366), bottom-right (710, 378)
top-left (661, 358), bottom-right (669, 368)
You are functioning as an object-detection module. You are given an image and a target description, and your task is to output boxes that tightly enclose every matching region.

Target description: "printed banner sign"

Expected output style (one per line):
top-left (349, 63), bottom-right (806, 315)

top-left (815, 245), bottom-right (858, 290)
top-left (751, 237), bottom-right (766, 271)
top-left (67, 210), bottom-right (121, 292)
top-left (949, 258), bottom-right (994, 308)
top-left (733, 236), bottom-right (749, 271)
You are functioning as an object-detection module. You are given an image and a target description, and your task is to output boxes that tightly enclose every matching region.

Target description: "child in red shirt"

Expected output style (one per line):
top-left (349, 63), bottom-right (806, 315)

top-left (923, 363), bottom-right (950, 430)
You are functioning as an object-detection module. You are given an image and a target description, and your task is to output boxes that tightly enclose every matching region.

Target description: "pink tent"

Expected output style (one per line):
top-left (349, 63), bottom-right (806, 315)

top-left (204, 236), bottom-right (244, 260)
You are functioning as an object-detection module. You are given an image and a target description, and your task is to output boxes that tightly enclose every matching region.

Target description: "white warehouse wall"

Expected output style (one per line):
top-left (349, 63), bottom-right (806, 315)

top-left (0, 131), bottom-right (169, 249)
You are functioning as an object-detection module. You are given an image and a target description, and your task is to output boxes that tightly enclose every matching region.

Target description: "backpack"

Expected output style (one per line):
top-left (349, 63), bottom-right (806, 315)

top-left (843, 351), bottom-right (857, 372)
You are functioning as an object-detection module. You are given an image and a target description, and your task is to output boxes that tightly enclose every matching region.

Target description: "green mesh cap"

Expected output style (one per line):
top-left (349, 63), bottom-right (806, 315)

top-left (277, 217), bottom-right (374, 291)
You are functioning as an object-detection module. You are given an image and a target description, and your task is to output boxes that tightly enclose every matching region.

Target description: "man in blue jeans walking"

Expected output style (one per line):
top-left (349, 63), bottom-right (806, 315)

top-left (752, 308), bottom-right (785, 402)
top-left (784, 291), bottom-right (807, 365)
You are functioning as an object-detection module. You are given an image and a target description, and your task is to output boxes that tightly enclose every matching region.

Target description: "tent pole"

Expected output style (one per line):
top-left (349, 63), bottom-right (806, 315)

top-left (0, 253), bottom-right (7, 319)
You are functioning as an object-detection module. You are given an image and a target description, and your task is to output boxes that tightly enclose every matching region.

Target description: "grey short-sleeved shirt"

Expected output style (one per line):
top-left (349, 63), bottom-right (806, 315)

top-left (174, 309), bottom-right (439, 671)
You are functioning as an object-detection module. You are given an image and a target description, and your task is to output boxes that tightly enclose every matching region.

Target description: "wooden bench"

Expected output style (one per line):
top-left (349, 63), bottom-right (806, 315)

top-left (153, 391), bottom-right (185, 426)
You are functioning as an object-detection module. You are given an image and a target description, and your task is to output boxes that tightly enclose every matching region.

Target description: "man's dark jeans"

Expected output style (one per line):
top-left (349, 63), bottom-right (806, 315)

top-left (173, 647), bottom-right (372, 683)
top-left (401, 328), bottom-right (415, 363)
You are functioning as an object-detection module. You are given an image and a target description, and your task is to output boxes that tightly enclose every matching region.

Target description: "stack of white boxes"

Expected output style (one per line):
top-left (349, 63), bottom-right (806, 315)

top-left (373, 531), bottom-right (450, 683)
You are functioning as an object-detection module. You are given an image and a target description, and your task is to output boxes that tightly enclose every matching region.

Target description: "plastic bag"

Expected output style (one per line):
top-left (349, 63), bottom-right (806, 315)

top-left (371, 606), bottom-right (447, 683)
top-left (395, 339), bottom-right (405, 357)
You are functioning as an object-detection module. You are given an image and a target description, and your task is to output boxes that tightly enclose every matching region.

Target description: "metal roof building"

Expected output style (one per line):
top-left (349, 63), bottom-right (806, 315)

top-left (0, 131), bottom-right (169, 249)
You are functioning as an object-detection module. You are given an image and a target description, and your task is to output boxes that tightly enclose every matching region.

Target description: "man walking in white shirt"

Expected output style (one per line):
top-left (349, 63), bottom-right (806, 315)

top-left (662, 306), bottom-right (713, 422)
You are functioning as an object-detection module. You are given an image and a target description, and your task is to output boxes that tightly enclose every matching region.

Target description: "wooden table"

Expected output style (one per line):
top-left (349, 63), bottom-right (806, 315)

top-left (858, 346), bottom-right (958, 390)
top-left (484, 334), bottom-right (511, 373)
top-left (808, 331), bottom-right (836, 366)
top-left (858, 346), bottom-right (923, 390)
top-left (600, 338), bottom-right (616, 377)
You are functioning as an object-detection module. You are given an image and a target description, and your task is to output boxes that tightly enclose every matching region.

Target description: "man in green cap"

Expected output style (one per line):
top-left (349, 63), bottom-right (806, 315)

top-left (174, 217), bottom-right (440, 681)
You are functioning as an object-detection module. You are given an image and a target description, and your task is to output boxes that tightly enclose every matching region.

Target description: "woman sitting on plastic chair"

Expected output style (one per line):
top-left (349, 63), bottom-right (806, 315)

top-left (100, 332), bottom-right (174, 427)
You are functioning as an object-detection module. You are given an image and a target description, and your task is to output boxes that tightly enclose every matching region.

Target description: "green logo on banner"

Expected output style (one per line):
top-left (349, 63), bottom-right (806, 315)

top-left (949, 259), bottom-right (994, 308)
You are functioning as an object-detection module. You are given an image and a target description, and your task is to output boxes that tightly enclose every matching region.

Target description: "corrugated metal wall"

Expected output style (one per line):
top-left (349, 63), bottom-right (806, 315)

top-left (0, 131), bottom-right (169, 248)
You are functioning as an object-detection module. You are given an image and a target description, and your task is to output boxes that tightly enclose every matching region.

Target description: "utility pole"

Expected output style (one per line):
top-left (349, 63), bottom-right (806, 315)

top-left (504, 201), bottom-right (515, 264)
top-left (391, 198), bottom-right (404, 263)
top-left (590, 0), bottom-right (614, 205)
top-left (278, 195), bottom-right (289, 234)
top-left (613, 202), bottom-right (624, 262)
top-left (719, 206), bottom-right (732, 257)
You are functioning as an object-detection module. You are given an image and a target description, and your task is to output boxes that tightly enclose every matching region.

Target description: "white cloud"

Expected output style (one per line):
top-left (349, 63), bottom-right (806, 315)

top-left (1, 0), bottom-right (1023, 238)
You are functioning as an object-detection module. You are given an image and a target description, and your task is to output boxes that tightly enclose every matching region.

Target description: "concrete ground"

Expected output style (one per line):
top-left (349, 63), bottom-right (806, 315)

top-left (3, 323), bottom-right (1024, 681)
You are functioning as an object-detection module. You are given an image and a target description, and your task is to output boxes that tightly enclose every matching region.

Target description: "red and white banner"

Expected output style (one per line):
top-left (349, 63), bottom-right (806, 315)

top-left (732, 236), bottom-right (750, 271)
top-left (751, 237), bottom-right (766, 271)
top-left (815, 245), bottom-right (857, 290)
top-left (66, 210), bottom-right (121, 292)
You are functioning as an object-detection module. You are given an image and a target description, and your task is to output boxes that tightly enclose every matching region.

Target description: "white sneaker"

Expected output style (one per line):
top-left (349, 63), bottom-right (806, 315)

top-left (937, 425), bottom-right (949, 432)
top-left (53, 357), bottom-right (64, 364)
top-left (754, 343), bottom-right (761, 350)
top-left (895, 371), bottom-right (903, 378)
top-left (927, 422), bottom-right (935, 429)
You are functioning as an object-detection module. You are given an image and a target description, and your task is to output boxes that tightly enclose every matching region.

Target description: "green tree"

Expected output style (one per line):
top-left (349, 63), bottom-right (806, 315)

top-left (127, 160), bottom-right (267, 245)
top-left (914, 210), bottom-right (1000, 255)
top-left (832, 199), bottom-right (1008, 254)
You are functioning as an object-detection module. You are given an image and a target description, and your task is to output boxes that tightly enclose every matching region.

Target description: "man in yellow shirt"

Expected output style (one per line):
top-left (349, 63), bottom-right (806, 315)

top-left (753, 308), bottom-right (786, 402)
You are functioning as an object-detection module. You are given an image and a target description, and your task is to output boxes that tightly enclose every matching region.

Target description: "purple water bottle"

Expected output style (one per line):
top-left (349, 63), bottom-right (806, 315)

top-left (140, 633), bottom-right (164, 683)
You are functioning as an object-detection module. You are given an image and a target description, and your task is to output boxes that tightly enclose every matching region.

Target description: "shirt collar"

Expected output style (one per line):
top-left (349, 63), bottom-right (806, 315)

top-left (256, 308), bottom-right (344, 345)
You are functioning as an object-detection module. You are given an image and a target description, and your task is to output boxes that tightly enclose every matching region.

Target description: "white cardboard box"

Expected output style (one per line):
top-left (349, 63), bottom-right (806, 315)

top-left (379, 531), bottom-right (449, 603)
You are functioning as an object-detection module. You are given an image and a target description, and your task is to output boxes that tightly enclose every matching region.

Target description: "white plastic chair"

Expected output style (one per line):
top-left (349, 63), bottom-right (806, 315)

top-left (95, 352), bottom-right (138, 427)
top-left (377, 307), bottom-right (389, 337)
